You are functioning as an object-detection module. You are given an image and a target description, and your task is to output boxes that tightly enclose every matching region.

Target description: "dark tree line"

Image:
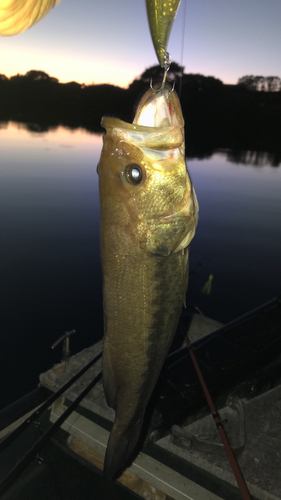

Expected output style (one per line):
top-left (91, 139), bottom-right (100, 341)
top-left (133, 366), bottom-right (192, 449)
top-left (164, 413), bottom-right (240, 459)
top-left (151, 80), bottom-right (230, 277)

top-left (0, 65), bottom-right (224, 133)
top-left (1, 66), bottom-right (281, 159)
top-left (238, 75), bottom-right (281, 92)
top-left (0, 69), bottom-right (132, 131)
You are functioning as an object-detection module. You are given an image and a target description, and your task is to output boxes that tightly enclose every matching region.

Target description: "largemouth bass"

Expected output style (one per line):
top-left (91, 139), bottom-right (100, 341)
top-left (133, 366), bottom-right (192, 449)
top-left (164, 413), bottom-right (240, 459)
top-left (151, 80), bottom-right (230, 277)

top-left (98, 83), bottom-right (198, 478)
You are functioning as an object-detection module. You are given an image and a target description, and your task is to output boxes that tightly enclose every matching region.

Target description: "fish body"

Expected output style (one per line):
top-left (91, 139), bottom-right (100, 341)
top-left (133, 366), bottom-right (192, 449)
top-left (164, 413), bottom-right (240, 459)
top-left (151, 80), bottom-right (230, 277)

top-left (146, 0), bottom-right (182, 67)
top-left (0, 0), bottom-right (61, 36)
top-left (98, 83), bottom-right (198, 478)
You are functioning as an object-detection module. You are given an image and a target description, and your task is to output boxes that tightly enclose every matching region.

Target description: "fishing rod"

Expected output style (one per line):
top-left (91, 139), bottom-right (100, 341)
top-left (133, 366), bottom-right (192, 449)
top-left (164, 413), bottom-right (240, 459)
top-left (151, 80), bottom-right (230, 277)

top-left (0, 369), bottom-right (102, 496)
top-left (0, 350), bottom-right (102, 453)
top-left (185, 335), bottom-right (252, 500)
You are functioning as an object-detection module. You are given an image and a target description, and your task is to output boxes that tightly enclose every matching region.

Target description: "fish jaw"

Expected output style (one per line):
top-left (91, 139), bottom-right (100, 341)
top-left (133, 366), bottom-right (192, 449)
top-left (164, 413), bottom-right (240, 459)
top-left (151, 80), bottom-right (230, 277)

top-left (98, 83), bottom-right (198, 477)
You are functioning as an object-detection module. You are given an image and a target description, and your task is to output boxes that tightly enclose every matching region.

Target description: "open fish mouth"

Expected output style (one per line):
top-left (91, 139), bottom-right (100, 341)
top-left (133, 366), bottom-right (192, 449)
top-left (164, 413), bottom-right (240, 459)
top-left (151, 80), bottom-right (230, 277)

top-left (133, 83), bottom-right (182, 128)
top-left (101, 83), bottom-right (184, 153)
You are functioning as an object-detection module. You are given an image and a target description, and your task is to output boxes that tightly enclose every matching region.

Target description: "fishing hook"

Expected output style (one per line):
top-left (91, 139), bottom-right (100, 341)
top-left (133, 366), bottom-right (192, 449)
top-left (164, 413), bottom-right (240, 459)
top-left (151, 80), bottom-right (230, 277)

top-left (150, 77), bottom-right (175, 96)
top-left (150, 77), bottom-right (162, 91)
top-left (161, 51), bottom-right (171, 89)
top-left (150, 51), bottom-right (175, 93)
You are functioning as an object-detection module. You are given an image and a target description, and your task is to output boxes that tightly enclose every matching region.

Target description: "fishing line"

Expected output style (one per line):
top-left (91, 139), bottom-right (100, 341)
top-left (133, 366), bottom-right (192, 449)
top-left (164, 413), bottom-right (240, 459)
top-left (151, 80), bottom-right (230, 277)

top-left (180, 0), bottom-right (188, 71)
top-left (178, 0), bottom-right (188, 98)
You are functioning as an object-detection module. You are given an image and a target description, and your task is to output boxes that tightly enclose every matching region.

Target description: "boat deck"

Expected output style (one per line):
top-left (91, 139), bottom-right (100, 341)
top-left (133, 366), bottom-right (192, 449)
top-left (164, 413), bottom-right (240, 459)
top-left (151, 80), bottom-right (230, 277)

top-left (1, 304), bottom-right (281, 499)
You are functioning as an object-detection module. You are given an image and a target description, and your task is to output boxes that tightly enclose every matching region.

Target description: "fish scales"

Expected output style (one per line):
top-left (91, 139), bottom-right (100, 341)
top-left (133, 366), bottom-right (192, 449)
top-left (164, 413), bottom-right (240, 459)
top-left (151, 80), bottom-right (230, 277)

top-left (98, 83), bottom-right (198, 477)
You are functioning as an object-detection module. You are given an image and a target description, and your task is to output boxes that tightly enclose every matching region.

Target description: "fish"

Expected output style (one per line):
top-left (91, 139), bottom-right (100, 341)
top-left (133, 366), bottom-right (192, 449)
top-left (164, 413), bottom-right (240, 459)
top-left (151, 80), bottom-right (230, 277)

top-left (146, 0), bottom-right (182, 67)
top-left (98, 82), bottom-right (198, 478)
top-left (0, 0), bottom-right (61, 36)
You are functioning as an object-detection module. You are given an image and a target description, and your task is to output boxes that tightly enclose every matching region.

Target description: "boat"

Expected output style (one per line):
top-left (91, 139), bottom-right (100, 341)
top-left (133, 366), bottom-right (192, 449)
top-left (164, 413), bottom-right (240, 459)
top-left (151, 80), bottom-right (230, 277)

top-left (1, 297), bottom-right (281, 500)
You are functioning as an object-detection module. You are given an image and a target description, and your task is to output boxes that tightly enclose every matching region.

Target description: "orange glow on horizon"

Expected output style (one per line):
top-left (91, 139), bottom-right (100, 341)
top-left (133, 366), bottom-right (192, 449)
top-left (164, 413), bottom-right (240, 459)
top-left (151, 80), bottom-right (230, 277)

top-left (1, 43), bottom-right (236, 87)
top-left (1, 45), bottom-right (142, 88)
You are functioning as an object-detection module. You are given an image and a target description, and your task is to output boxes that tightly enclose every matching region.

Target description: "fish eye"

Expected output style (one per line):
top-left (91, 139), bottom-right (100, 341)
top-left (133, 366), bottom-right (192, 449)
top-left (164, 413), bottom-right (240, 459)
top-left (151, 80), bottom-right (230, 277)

top-left (124, 163), bottom-right (143, 185)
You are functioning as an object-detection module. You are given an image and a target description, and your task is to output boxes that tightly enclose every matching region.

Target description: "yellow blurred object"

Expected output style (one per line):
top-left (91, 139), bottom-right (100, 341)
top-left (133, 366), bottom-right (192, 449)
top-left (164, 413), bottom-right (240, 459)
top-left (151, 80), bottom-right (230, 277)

top-left (201, 274), bottom-right (213, 295)
top-left (146, 0), bottom-right (181, 67)
top-left (0, 0), bottom-right (61, 36)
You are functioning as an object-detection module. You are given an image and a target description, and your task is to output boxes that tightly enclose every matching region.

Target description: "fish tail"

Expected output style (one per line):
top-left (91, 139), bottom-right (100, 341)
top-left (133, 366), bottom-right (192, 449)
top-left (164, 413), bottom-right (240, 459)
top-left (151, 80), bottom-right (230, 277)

top-left (103, 418), bottom-right (143, 478)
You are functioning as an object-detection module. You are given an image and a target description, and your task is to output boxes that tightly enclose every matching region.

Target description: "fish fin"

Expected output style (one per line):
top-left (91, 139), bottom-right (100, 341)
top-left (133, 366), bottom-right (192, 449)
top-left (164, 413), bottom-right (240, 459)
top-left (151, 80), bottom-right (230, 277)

top-left (181, 247), bottom-right (189, 308)
top-left (103, 418), bottom-right (143, 478)
top-left (102, 346), bottom-right (117, 409)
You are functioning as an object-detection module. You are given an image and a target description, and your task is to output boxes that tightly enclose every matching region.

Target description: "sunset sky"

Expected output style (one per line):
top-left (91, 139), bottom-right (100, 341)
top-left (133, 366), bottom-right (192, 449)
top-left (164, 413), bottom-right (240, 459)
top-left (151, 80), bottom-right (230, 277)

top-left (1, 0), bottom-right (281, 88)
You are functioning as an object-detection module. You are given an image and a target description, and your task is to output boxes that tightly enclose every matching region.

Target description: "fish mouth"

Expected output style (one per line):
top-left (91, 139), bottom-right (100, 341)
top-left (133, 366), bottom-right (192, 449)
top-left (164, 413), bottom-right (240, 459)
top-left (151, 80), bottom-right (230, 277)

top-left (101, 83), bottom-right (184, 152)
top-left (133, 82), bottom-right (183, 128)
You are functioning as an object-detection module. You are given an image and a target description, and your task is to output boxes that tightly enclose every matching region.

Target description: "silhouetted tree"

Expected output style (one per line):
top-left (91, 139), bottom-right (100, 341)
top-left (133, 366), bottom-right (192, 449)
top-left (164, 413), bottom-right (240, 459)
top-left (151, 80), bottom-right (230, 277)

top-left (24, 70), bottom-right (59, 84)
top-left (128, 66), bottom-right (223, 103)
top-left (182, 73), bottom-right (223, 90)
top-left (238, 75), bottom-right (281, 92)
top-left (237, 75), bottom-right (258, 90)
top-left (254, 76), bottom-right (265, 91)
top-left (139, 62), bottom-right (184, 83)
top-left (266, 76), bottom-right (280, 92)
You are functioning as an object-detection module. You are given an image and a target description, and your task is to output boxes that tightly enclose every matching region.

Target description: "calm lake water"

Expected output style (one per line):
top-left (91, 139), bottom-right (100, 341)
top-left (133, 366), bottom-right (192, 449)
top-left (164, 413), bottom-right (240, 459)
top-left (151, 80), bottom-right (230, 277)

top-left (1, 121), bottom-right (281, 409)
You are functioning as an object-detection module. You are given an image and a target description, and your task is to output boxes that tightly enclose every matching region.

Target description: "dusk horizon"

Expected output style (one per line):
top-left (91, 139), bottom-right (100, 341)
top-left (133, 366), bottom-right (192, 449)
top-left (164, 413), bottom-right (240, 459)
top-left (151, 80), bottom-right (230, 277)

top-left (2, 67), bottom-right (281, 90)
top-left (1, 0), bottom-right (281, 89)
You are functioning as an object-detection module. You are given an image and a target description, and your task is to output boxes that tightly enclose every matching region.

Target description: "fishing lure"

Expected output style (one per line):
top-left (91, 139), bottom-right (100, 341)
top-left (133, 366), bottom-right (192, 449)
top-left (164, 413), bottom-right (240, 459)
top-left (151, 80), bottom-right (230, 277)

top-left (146, 0), bottom-right (182, 68)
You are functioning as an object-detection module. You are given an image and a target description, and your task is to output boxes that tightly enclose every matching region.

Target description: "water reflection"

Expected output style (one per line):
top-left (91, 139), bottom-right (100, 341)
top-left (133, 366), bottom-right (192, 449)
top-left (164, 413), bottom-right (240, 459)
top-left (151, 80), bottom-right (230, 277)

top-left (187, 151), bottom-right (281, 331)
top-left (3, 119), bottom-right (281, 167)
top-left (0, 122), bottom-right (103, 409)
top-left (1, 121), bottom-right (281, 409)
top-left (225, 148), bottom-right (281, 167)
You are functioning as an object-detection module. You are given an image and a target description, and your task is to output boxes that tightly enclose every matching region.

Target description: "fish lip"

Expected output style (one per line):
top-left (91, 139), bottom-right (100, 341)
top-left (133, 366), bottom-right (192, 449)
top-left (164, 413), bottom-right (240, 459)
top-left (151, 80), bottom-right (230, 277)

top-left (101, 116), bottom-right (176, 134)
top-left (101, 118), bottom-right (184, 152)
